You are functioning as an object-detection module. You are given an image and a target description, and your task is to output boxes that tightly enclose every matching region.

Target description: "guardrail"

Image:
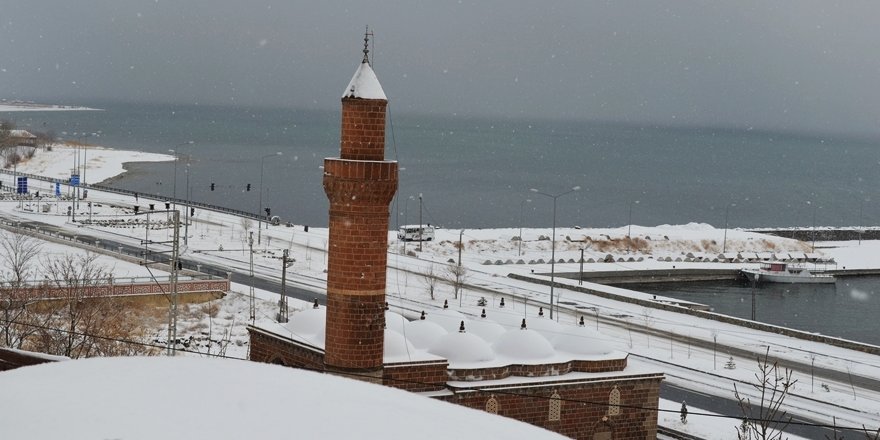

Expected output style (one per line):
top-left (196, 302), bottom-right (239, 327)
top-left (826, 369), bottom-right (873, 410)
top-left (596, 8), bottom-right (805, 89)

top-left (0, 169), bottom-right (266, 222)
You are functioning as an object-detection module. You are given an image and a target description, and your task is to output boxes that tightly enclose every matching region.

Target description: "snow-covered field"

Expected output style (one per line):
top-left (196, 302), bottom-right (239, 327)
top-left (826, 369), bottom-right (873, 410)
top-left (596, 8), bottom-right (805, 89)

top-left (3, 144), bottom-right (879, 438)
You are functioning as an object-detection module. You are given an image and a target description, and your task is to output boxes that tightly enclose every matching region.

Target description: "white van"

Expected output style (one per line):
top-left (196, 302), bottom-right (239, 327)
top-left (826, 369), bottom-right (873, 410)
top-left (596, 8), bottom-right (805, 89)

top-left (398, 224), bottom-right (435, 242)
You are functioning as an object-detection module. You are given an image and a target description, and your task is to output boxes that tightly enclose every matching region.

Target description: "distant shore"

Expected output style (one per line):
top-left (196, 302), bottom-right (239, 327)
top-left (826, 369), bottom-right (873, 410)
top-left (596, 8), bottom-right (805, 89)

top-left (0, 102), bottom-right (101, 112)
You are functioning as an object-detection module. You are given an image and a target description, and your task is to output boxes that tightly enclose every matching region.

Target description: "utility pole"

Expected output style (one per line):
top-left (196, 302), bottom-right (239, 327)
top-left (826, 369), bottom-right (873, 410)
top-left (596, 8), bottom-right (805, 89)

top-left (579, 248), bottom-right (585, 286)
top-left (167, 210), bottom-right (180, 356)
top-left (418, 194), bottom-right (423, 252)
top-left (458, 229), bottom-right (464, 267)
top-left (751, 274), bottom-right (758, 321)
top-left (249, 232), bottom-right (255, 321)
top-left (279, 249), bottom-right (290, 323)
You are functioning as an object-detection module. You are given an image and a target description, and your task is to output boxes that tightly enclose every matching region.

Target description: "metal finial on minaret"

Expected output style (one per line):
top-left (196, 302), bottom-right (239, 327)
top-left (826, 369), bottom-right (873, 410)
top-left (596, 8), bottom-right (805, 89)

top-left (363, 26), bottom-right (373, 64)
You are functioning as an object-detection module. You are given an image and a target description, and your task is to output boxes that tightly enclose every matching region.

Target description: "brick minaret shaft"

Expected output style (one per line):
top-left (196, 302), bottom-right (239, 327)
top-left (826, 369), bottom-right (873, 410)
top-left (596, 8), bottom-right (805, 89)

top-left (322, 50), bottom-right (398, 376)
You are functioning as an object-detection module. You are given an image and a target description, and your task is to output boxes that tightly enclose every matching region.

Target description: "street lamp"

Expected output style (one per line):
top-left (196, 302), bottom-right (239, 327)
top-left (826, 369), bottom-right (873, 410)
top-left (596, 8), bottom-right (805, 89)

top-left (418, 193), bottom-right (424, 252)
top-left (807, 201), bottom-right (818, 253)
top-left (258, 151), bottom-right (282, 244)
top-left (722, 203), bottom-right (736, 254)
top-left (168, 141), bottom-right (193, 209)
top-left (518, 199), bottom-right (531, 256)
top-left (530, 185), bottom-right (581, 320)
top-left (627, 200), bottom-right (639, 252)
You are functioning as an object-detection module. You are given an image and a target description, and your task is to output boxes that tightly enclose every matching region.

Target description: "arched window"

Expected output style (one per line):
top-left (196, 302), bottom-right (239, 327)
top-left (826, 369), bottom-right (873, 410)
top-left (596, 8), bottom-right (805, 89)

top-left (486, 396), bottom-right (499, 414)
top-left (608, 385), bottom-right (620, 416)
top-left (549, 391), bottom-right (562, 421)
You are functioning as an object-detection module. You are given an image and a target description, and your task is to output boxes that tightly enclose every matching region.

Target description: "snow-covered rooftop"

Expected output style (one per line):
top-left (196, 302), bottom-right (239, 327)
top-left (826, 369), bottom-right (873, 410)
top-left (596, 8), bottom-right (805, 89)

top-left (258, 305), bottom-right (625, 371)
top-left (0, 357), bottom-right (566, 439)
top-left (342, 61), bottom-right (387, 100)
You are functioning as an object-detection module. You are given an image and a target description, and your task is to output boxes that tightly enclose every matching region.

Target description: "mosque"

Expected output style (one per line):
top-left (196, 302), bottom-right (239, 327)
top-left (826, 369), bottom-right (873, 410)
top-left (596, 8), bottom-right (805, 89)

top-left (248, 33), bottom-right (663, 440)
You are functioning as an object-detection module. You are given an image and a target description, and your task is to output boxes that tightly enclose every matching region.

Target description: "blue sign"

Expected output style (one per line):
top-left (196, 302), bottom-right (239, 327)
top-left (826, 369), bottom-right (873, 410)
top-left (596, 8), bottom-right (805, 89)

top-left (70, 174), bottom-right (80, 186)
top-left (16, 177), bottom-right (27, 194)
top-left (55, 182), bottom-right (61, 197)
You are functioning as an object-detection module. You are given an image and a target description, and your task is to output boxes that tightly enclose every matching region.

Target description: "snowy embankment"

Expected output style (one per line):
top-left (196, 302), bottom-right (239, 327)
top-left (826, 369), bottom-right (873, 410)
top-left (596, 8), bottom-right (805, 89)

top-left (12, 143), bottom-right (171, 185)
top-left (4, 143), bottom-right (880, 438)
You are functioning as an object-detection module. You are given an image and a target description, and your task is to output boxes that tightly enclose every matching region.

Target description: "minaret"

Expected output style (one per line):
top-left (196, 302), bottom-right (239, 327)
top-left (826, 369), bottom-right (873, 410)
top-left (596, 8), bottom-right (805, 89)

top-left (322, 30), bottom-right (398, 380)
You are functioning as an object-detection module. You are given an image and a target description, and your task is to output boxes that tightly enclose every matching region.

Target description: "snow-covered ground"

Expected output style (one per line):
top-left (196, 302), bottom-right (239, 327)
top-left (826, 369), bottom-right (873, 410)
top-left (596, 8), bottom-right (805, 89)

top-left (3, 144), bottom-right (879, 438)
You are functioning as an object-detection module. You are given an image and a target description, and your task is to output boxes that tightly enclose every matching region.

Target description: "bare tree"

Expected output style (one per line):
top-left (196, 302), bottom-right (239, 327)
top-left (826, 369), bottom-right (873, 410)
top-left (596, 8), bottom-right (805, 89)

top-left (35, 253), bottom-right (156, 358)
top-left (421, 264), bottom-right (438, 300)
top-left (734, 347), bottom-right (795, 440)
top-left (444, 264), bottom-right (468, 300)
top-left (240, 217), bottom-right (253, 236)
top-left (0, 231), bottom-right (43, 348)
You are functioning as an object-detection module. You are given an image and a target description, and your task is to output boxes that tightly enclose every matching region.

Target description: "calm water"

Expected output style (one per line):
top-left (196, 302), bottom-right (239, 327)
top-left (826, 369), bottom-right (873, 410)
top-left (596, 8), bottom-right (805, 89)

top-left (631, 277), bottom-right (880, 346)
top-left (6, 102), bottom-right (880, 345)
top-left (4, 101), bottom-right (880, 230)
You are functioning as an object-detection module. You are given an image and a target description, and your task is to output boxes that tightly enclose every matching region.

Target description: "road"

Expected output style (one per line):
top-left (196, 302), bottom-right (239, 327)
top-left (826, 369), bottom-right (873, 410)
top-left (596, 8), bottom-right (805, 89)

top-left (4, 190), bottom-right (880, 439)
top-left (0, 213), bottom-right (323, 305)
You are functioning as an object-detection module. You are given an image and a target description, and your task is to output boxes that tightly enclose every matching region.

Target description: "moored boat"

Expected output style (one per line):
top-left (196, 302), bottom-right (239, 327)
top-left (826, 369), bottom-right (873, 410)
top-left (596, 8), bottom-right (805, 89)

top-left (741, 261), bottom-right (835, 284)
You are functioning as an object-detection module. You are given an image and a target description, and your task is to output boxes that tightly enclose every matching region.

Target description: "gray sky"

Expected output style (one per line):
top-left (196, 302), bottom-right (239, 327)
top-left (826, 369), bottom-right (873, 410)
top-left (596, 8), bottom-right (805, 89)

top-left (2, 1), bottom-right (879, 136)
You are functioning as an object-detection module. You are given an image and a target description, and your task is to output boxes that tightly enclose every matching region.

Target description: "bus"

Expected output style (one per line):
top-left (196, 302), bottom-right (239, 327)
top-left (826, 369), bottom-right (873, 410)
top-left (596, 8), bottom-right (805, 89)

top-left (397, 224), bottom-right (435, 242)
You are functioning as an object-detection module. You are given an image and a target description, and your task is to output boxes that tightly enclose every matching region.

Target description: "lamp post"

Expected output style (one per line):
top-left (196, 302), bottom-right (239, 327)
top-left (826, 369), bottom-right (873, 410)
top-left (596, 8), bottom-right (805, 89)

top-left (258, 152), bottom-right (282, 244)
top-left (402, 195), bottom-right (414, 253)
top-left (418, 193), bottom-right (423, 252)
top-left (168, 141), bottom-right (193, 211)
top-left (807, 201), bottom-right (817, 253)
top-left (627, 200), bottom-right (639, 252)
top-left (579, 247), bottom-right (585, 286)
top-left (518, 199), bottom-right (531, 256)
top-left (858, 199), bottom-right (864, 246)
top-left (722, 203), bottom-right (736, 254)
top-left (530, 185), bottom-right (581, 320)
top-left (184, 162), bottom-right (192, 246)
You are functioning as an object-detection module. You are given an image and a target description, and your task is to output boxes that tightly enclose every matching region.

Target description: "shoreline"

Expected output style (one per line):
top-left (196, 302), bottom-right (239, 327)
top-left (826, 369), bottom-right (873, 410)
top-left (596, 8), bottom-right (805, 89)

top-left (0, 103), bottom-right (102, 112)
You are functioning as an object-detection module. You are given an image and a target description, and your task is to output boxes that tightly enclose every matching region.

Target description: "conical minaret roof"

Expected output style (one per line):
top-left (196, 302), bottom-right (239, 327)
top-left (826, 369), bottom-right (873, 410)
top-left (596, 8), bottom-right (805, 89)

top-left (341, 29), bottom-right (386, 100)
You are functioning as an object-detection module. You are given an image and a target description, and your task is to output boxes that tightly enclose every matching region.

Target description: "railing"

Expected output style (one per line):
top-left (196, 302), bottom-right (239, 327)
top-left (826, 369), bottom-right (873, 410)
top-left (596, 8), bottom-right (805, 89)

top-left (0, 276), bottom-right (230, 301)
top-left (0, 168), bottom-right (266, 222)
top-left (0, 274), bottom-right (224, 289)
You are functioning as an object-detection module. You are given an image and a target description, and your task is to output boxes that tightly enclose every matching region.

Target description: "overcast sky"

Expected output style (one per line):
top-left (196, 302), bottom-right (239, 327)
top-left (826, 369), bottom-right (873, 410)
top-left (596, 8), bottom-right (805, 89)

top-left (2, 1), bottom-right (879, 136)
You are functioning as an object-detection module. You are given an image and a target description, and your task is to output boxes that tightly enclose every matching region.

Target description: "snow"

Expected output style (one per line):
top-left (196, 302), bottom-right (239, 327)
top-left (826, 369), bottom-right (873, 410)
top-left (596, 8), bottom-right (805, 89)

top-left (492, 328), bottom-right (555, 360)
top-left (5, 144), bottom-right (880, 436)
top-left (16, 144), bottom-right (172, 184)
top-left (428, 331), bottom-right (495, 363)
top-left (552, 326), bottom-right (614, 356)
top-left (404, 319), bottom-right (448, 349)
top-left (0, 356), bottom-right (566, 440)
top-left (342, 61), bottom-right (387, 100)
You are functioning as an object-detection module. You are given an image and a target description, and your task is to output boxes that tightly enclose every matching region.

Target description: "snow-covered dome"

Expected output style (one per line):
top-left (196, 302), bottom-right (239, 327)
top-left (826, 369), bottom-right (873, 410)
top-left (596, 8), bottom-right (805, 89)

top-left (483, 309), bottom-right (525, 330)
top-left (425, 308), bottom-right (467, 333)
top-left (492, 328), bottom-right (555, 360)
top-left (552, 326), bottom-right (614, 356)
top-left (466, 318), bottom-right (506, 343)
top-left (309, 326), bottom-right (326, 348)
top-left (384, 329), bottom-right (416, 359)
top-left (404, 319), bottom-right (448, 349)
top-left (428, 331), bottom-right (495, 363)
top-left (284, 307), bottom-right (326, 337)
top-left (525, 316), bottom-right (564, 340)
top-left (385, 310), bottom-right (407, 334)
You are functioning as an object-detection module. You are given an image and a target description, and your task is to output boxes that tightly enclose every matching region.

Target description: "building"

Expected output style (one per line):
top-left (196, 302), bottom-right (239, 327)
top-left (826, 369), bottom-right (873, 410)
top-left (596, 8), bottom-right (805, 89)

top-left (5, 129), bottom-right (37, 147)
top-left (248, 32), bottom-right (663, 439)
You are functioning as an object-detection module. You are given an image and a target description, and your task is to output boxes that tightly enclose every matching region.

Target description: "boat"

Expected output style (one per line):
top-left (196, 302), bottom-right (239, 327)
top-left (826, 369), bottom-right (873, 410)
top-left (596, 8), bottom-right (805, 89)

top-left (741, 261), bottom-right (835, 284)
